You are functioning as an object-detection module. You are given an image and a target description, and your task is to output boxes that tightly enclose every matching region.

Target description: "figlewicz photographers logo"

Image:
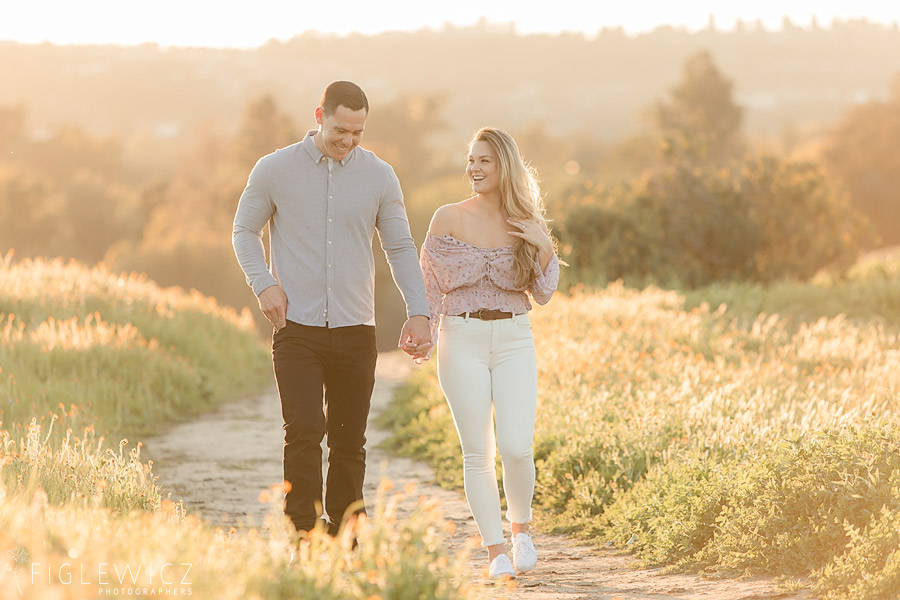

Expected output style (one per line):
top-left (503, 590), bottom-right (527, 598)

top-left (3, 546), bottom-right (193, 597)
top-left (5, 546), bottom-right (30, 596)
top-left (31, 561), bottom-right (194, 596)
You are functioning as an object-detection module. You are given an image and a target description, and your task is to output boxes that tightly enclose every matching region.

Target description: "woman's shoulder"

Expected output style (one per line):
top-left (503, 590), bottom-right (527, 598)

top-left (428, 199), bottom-right (473, 237)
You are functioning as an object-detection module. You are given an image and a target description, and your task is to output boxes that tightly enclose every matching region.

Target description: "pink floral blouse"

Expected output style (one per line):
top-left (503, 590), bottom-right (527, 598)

top-left (419, 233), bottom-right (560, 344)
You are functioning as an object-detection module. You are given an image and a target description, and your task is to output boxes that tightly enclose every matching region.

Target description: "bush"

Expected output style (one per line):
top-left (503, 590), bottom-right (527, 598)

top-left (816, 480), bottom-right (900, 600)
top-left (694, 428), bottom-right (900, 575)
top-left (605, 428), bottom-right (900, 576)
top-left (558, 154), bottom-right (866, 287)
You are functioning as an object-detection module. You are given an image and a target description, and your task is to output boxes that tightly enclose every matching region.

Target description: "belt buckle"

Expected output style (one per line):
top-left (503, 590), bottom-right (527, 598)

top-left (474, 309), bottom-right (485, 320)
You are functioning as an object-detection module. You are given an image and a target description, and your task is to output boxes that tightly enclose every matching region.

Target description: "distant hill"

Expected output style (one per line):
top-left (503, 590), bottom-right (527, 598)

top-left (2, 18), bottom-right (899, 146)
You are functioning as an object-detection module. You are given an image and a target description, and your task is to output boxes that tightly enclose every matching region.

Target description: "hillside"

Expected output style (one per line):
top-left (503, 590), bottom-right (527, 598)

top-left (2, 18), bottom-right (899, 151)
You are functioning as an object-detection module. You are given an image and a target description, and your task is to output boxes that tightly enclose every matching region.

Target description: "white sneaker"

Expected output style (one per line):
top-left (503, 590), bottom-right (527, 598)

top-left (512, 533), bottom-right (537, 572)
top-left (489, 554), bottom-right (516, 580)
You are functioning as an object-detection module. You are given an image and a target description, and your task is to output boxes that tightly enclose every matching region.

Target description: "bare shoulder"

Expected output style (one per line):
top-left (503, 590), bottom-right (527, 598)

top-left (428, 201), bottom-right (467, 237)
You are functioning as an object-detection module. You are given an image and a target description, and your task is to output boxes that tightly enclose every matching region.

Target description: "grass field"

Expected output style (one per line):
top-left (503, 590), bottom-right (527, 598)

top-left (380, 251), bottom-right (900, 599)
top-left (0, 255), bottom-right (480, 599)
top-left (0, 254), bottom-right (274, 440)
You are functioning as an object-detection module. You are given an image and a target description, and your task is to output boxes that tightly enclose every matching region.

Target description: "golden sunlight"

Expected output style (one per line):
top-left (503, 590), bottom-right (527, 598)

top-left (1, 0), bottom-right (897, 47)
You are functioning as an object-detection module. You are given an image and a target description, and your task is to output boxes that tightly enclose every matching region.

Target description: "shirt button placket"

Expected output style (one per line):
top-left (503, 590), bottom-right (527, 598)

top-left (325, 162), bottom-right (336, 325)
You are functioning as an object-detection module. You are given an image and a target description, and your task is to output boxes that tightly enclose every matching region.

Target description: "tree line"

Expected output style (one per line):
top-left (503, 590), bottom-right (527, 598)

top-left (1, 49), bottom-right (899, 347)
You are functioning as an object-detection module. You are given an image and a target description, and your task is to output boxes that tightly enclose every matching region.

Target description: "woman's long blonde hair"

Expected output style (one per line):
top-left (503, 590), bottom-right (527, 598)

top-left (471, 127), bottom-right (551, 289)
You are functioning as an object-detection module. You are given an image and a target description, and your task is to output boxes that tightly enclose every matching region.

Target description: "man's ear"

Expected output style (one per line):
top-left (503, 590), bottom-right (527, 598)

top-left (314, 106), bottom-right (324, 125)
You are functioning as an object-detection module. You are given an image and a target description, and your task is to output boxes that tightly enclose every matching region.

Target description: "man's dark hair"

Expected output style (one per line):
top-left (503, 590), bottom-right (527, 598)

top-left (320, 81), bottom-right (369, 115)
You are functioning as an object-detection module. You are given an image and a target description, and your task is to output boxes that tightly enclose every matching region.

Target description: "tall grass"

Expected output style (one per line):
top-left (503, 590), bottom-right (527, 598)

top-left (381, 258), bottom-right (900, 598)
top-left (0, 477), bottom-right (482, 599)
top-left (0, 254), bottom-right (272, 439)
top-left (1, 418), bottom-right (160, 512)
top-left (682, 250), bottom-right (900, 329)
top-left (0, 255), bottom-right (482, 598)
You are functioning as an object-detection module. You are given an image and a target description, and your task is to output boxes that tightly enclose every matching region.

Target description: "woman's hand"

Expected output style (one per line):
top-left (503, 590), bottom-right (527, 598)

top-left (508, 218), bottom-right (554, 255)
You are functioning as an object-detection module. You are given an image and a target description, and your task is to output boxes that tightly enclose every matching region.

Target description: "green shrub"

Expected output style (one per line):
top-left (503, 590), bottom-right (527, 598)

top-left (694, 428), bottom-right (900, 575)
top-left (604, 428), bottom-right (900, 578)
top-left (815, 479), bottom-right (900, 600)
top-left (558, 154), bottom-right (866, 287)
top-left (600, 450), bottom-right (735, 566)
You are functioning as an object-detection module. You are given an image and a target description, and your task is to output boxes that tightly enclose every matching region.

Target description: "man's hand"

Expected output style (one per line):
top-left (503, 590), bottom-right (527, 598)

top-left (258, 285), bottom-right (288, 331)
top-left (398, 315), bottom-right (432, 362)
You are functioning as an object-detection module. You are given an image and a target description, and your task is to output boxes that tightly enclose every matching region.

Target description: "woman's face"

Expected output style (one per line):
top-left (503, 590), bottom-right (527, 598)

top-left (466, 140), bottom-right (500, 196)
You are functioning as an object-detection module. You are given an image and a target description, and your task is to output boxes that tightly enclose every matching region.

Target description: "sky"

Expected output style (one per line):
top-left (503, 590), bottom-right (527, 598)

top-left (1, 1), bottom-right (898, 47)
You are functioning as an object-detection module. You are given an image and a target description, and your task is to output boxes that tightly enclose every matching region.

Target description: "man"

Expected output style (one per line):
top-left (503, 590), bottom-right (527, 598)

top-left (232, 81), bottom-right (432, 541)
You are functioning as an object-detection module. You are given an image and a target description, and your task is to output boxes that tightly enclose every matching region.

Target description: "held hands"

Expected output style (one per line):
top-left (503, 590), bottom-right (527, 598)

top-left (258, 285), bottom-right (288, 331)
top-left (398, 315), bottom-right (433, 364)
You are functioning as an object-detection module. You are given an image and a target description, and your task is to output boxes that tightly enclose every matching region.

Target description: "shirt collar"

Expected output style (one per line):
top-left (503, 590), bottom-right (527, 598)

top-left (301, 129), bottom-right (353, 167)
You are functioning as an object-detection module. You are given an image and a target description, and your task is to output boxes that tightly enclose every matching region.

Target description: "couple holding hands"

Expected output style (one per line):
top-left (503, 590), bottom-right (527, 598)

top-left (233, 80), bottom-right (559, 580)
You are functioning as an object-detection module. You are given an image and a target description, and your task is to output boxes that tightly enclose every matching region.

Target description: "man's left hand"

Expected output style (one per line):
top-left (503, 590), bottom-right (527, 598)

top-left (398, 315), bottom-right (432, 362)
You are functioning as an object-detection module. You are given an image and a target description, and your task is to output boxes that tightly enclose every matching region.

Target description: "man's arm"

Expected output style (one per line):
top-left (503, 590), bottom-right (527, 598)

top-left (374, 167), bottom-right (432, 357)
top-left (233, 159), bottom-right (284, 328)
top-left (375, 167), bottom-right (430, 319)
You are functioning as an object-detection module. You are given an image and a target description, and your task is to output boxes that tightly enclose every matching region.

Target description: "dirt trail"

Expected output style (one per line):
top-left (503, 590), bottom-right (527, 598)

top-left (144, 351), bottom-right (812, 600)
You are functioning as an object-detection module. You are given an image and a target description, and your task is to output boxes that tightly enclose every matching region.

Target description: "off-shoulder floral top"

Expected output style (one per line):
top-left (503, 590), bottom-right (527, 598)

top-left (419, 233), bottom-right (560, 346)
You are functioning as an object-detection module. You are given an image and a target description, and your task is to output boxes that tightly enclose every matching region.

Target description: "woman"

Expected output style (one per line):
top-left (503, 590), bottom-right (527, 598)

top-left (418, 127), bottom-right (559, 580)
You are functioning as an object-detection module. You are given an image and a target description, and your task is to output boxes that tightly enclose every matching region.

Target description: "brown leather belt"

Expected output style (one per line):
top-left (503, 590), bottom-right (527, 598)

top-left (453, 309), bottom-right (514, 320)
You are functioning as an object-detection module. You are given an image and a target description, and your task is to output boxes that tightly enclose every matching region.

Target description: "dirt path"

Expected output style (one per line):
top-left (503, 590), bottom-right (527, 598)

top-left (143, 351), bottom-right (813, 600)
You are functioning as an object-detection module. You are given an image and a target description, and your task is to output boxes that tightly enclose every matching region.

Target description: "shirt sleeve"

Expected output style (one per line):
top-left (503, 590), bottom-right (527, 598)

top-left (375, 166), bottom-right (431, 319)
top-left (528, 253), bottom-right (559, 306)
top-left (232, 158), bottom-right (279, 296)
top-left (419, 237), bottom-right (444, 351)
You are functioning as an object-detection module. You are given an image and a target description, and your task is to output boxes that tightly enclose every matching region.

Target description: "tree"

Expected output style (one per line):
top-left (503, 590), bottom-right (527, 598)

top-left (0, 105), bottom-right (25, 156)
top-left (0, 167), bottom-right (54, 257)
top-left (56, 171), bottom-right (142, 264)
top-left (362, 94), bottom-right (445, 187)
top-left (234, 95), bottom-right (299, 170)
top-left (26, 125), bottom-right (125, 184)
top-left (653, 51), bottom-right (744, 165)
top-left (822, 74), bottom-right (900, 247)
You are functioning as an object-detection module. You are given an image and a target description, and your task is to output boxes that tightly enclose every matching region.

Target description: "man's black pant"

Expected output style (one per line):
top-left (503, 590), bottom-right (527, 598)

top-left (272, 321), bottom-right (377, 535)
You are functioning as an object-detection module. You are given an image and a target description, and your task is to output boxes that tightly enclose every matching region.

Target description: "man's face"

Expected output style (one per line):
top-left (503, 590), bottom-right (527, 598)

top-left (315, 105), bottom-right (367, 161)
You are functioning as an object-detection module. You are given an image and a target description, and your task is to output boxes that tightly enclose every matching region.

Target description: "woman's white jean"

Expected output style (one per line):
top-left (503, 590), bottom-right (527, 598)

top-left (436, 313), bottom-right (537, 547)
